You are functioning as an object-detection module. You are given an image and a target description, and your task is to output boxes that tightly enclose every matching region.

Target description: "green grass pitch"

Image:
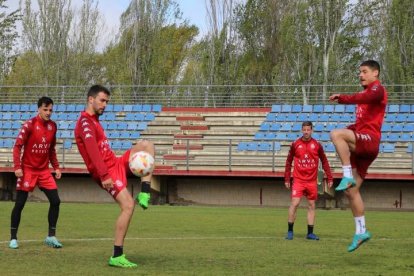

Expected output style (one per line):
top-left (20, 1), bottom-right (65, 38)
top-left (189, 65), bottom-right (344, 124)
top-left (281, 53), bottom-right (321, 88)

top-left (1, 202), bottom-right (413, 275)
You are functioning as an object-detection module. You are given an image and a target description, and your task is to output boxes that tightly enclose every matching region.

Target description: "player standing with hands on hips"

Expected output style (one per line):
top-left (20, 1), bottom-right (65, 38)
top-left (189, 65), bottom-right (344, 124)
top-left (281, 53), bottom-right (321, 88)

top-left (329, 60), bottom-right (387, 252)
top-left (284, 121), bottom-right (333, 241)
top-left (9, 96), bottom-right (63, 249)
top-left (75, 85), bottom-right (155, 268)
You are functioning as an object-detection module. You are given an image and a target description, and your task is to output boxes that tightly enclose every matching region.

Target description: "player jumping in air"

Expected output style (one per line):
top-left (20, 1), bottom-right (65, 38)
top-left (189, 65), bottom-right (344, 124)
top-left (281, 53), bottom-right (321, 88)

top-left (330, 60), bottom-right (387, 252)
top-left (284, 121), bottom-right (333, 241)
top-left (75, 85), bottom-right (155, 268)
top-left (10, 96), bottom-right (63, 249)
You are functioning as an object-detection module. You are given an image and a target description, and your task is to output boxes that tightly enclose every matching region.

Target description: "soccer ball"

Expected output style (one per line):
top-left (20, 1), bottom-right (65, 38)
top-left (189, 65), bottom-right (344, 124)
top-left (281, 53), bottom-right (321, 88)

top-left (129, 151), bottom-right (155, 177)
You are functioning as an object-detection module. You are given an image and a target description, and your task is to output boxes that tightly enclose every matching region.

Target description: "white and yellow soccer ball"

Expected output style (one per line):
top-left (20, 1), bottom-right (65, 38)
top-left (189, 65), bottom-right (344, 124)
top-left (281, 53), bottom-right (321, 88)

top-left (129, 151), bottom-right (155, 177)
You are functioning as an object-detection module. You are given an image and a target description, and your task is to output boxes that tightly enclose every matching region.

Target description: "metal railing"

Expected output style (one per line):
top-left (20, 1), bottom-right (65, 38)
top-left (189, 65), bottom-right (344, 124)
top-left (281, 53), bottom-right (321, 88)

top-left (1, 84), bottom-right (414, 106)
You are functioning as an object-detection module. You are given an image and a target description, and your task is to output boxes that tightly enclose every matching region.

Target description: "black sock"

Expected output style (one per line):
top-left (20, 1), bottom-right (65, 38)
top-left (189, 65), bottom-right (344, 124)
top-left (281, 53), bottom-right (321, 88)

top-left (288, 222), bottom-right (294, 232)
top-left (308, 225), bottom-right (314, 234)
top-left (113, 245), bottom-right (123, 258)
top-left (141, 181), bottom-right (151, 193)
top-left (10, 190), bottom-right (29, 240)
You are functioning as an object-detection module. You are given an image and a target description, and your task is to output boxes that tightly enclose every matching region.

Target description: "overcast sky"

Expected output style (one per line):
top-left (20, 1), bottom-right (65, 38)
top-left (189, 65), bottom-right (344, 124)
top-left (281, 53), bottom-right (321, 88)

top-left (5, 0), bottom-right (209, 50)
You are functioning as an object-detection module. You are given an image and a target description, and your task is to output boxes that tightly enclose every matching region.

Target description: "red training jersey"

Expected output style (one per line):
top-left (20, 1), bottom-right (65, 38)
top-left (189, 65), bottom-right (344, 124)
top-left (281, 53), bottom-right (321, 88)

top-left (284, 137), bottom-right (333, 184)
top-left (74, 111), bottom-right (116, 183)
top-left (13, 115), bottom-right (59, 171)
top-left (338, 80), bottom-right (387, 139)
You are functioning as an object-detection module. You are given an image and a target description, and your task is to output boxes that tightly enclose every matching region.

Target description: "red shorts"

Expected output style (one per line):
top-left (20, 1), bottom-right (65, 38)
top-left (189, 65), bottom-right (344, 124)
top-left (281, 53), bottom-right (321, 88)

top-left (16, 168), bottom-right (57, 192)
top-left (291, 180), bottom-right (317, 200)
top-left (103, 150), bottom-right (132, 199)
top-left (351, 131), bottom-right (380, 179)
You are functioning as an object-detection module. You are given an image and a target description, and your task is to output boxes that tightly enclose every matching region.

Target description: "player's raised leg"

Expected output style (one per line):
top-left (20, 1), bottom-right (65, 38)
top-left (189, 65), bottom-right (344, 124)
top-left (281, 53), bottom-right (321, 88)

top-left (330, 129), bottom-right (357, 191)
top-left (345, 169), bottom-right (371, 252)
top-left (109, 188), bottom-right (137, 268)
top-left (131, 139), bottom-right (155, 210)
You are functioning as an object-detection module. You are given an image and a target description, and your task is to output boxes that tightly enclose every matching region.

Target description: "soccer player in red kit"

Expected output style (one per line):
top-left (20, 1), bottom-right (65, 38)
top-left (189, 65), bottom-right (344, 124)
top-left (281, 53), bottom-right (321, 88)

top-left (9, 96), bottom-right (62, 249)
top-left (284, 121), bottom-right (333, 240)
top-left (74, 85), bottom-right (155, 268)
top-left (330, 60), bottom-right (387, 252)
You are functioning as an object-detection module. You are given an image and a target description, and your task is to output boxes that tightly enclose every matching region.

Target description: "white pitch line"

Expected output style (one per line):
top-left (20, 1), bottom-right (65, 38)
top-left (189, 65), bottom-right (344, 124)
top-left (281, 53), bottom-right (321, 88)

top-left (1, 236), bottom-right (412, 244)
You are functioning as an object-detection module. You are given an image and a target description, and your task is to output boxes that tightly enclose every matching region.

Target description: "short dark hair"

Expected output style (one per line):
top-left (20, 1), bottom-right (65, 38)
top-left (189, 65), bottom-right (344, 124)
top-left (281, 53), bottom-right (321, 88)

top-left (87, 84), bottom-right (111, 99)
top-left (37, 96), bottom-right (54, 108)
top-left (302, 121), bottom-right (313, 129)
top-left (360, 60), bottom-right (380, 76)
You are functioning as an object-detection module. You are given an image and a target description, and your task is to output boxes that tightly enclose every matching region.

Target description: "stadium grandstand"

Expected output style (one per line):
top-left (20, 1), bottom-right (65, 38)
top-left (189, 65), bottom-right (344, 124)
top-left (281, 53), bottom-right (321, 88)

top-left (0, 85), bottom-right (413, 210)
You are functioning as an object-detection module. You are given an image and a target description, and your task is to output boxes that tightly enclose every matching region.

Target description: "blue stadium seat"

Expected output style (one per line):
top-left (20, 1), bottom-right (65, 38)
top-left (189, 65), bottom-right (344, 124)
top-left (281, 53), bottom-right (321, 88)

top-left (265, 133), bottom-right (276, 140)
top-left (385, 114), bottom-right (397, 122)
top-left (137, 122), bottom-right (147, 130)
top-left (152, 104), bottom-right (162, 112)
top-left (63, 140), bottom-right (72, 149)
top-left (107, 122), bottom-right (117, 130)
top-left (123, 105), bottom-right (133, 112)
top-left (144, 113), bottom-right (155, 121)
top-left (113, 105), bottom-right (123, 112)
top-left (345, 105), bottom-right (355, 113)
top-left (21, 113), bottom-right (31, 120)
top-left (68, 113), bottom-right (78, 120)
top-left (125, 113), bottom-right (135, 121)
top-left (117, 122), bottom-right (127, 130)
top-left (56, 104), bottom-right (66, 112)
top-left (59, 122), bottom-right (69, 130)
top-left (280, 124), bottom-right (292, 131)
top-left (271, 105), bottom-right (281, 113)
top-left (407, 144), bottom-right (413, 153)
top-left (324, 105), bottom-right (334, 113)
top-left (400, 104), bottom-right (410, 113)
top-left (2, 104), bottom-right (11, 111)
top-left (75, 104), bottom-right (84, 112)
top-left (12, 121), bottom-right (21, 129)
top-left (396, 114), bottom-right (407, 122)
top-left (104, 113), bottom-right (116, 121)
top-left (142, 104), bottom-right (151, 112)
top-left (11, 113), bottom-right (20, 120)
top-left (313, 105), bottom-right (323, 113)
top-left (275, 133), bottom-right (287, 140)
top-left (297, 113), bottom-right (308, 121)
top-left (272, 141), bottom-right (281, 151)
top-left (399, 133), bottom-right (412, 142)
top-left (308, 114), bottom-right (318, 122)
top-left (339, 114), bottom-right (352, 122)
top-left (287, 133), bottom-right (297, 141)
top-left (3, 139), bottom-right (14, 148)
top-left (130, 132), bottom-right (140, 139)
top-left (60, 131), bottom-right (72, 139)
top-left (29, 104), bottom-right (37, 111)
top-left (388, 105), bottom-right (399, 113)
top-left (3, 129), bottom-right (13, 137)
top-left (257, 142), bottom-right (272, 151)
top-left (135, 113), bottom-right (145, 121)
top-left (270, 123), bottom-right (280, 131)
top-left (408, 114), bottom-right (414, 122)
top-left (11, 104), bottom-right (19, 111)
top-left (247, 142), bottom-right (259, 151)
top-left (57, 113), bottom-right (68, 120)
top-left (254, 132), bottom-right (266, 140)
top-left (381, 124), bottom-right (391, 132)
top-left (302, 105), bottom-right (312, 113)
top-left (122, 141), bottom-right (132, 150)
top-left (385, 133), bottom-right (399, 141)
top-left (119, 131), bottom-right (130, 139)
top-left (274, 114), bottom-right (286, 121)
top-left (325, 124), bottom-right (336, 132)
top-left (110, 132), bottom-right (120, 139)
top-left (237, 142), bottom-right (248, 151)
top-left (381, 143), bottom-right (395, 153)
top-left (403, 125), bottom-right (414, 132)
top-left (105, 104), bottom-right (114, 112)
top-left (314, 124), bottom-right (324, 132)
top-left (391, 125), bottom-right (403, 132)
top-left (68, 122), bottom-right (75, 129)
top-left (320, 133), bottom-right (330, 141)
top-left (281, 105), bottom-right (292, 113)
top-left (286, 113), bottom-right (296, 122)
top-left (3, 122), bottom-right (12, 130)
top-left (334, 105), bottom-right (345, 112)
top-left (127, 122), bottom-right (138, 130)
top-left (312, 133), bottom-right (320, 140)
top-left (111, 140), bottom-right (122, 150)
top-left (318, 114), bottom-right (329, 122)
top-left (324, 143), bottom-right (336, 152)
top-left (20, 104), bottom-right (30, 112)
top-left (260, 123), bottom-right (271, 131)
top-left (292, 124), bottom-right (301, 132)
top-left (132, 104), bottom-right (142, 112)
top-left (266, 113), bottom-right (276, 121)
top-left (66, 104), bottom-right (76, 112)
top-left (291, 105), bottom-right (302, 112)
